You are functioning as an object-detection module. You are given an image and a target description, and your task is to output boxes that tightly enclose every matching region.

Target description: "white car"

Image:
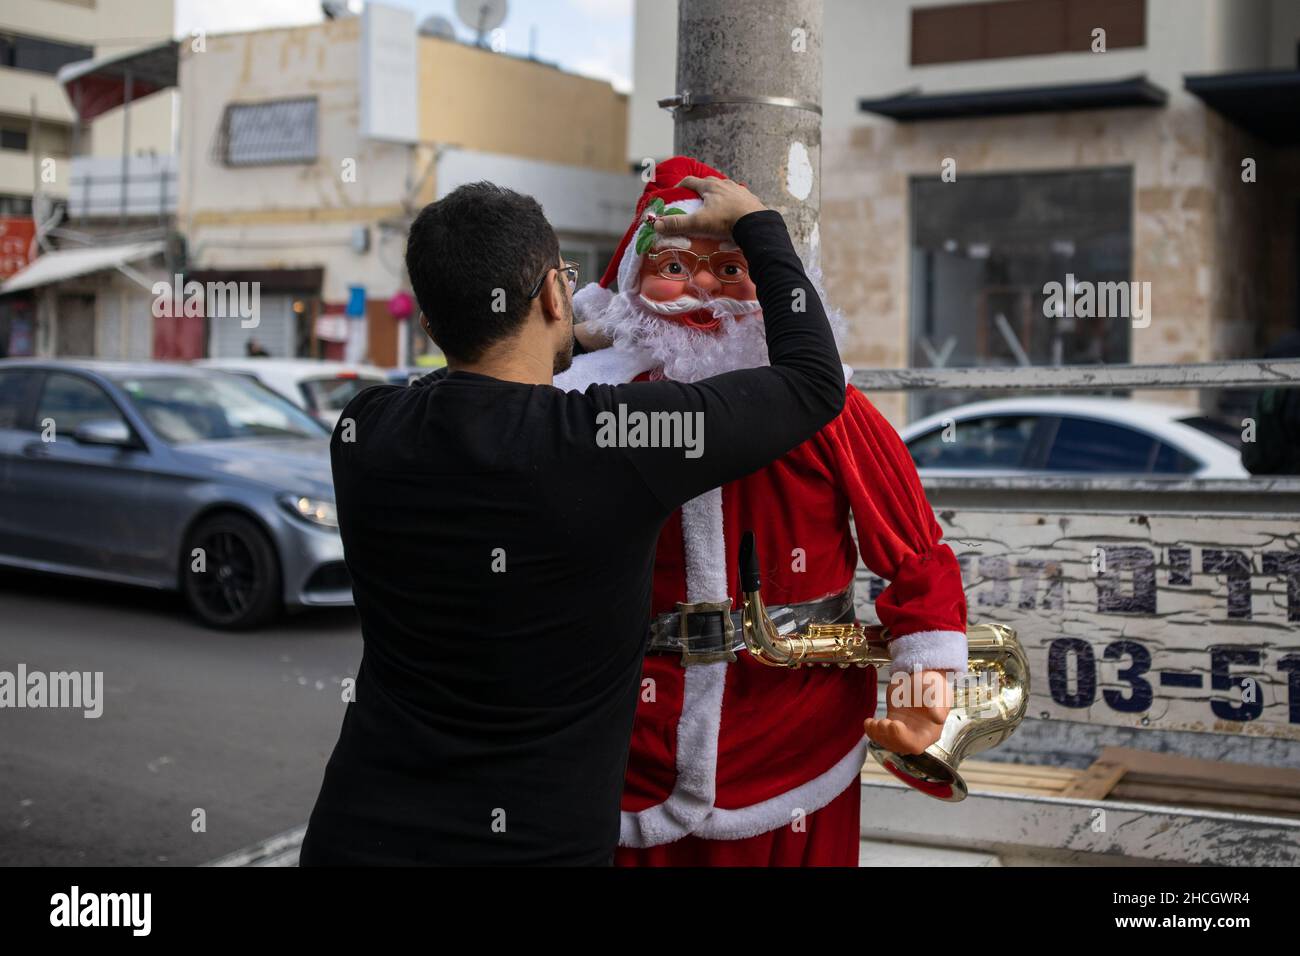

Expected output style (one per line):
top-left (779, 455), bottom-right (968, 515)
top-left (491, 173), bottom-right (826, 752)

top-left (196, 359), bottom-right (387, 428)
top-left (899, 397), bottom-right (1247, 479)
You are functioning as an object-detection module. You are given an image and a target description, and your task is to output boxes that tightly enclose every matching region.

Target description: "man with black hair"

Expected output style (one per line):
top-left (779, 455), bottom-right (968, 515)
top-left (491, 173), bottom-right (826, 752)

top-left (300, 172), bottom-right (845, 865)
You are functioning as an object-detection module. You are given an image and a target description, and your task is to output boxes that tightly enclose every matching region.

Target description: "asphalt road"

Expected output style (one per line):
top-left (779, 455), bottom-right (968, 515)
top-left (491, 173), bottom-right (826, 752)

top-left (0, 568), bottom-right (361, 866)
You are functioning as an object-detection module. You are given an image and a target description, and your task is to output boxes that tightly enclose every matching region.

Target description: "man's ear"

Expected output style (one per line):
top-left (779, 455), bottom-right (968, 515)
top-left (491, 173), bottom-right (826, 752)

top-left (538, 269), bottom-right (566, 325)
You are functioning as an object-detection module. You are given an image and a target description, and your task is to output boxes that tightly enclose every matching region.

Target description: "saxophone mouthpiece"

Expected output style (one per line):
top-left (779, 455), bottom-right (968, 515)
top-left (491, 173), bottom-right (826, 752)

top-left (739, 531), bottom-right (761, 593)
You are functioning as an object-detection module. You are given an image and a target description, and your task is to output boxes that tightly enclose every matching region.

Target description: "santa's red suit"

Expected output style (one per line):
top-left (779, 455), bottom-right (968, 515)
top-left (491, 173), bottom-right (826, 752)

top-left (555, 157), bottom-right (968, 866)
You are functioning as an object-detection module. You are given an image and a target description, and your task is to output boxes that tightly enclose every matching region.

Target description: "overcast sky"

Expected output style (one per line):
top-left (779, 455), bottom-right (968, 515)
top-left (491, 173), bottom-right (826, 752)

top-left (174, 0), bottom-right (634, 92)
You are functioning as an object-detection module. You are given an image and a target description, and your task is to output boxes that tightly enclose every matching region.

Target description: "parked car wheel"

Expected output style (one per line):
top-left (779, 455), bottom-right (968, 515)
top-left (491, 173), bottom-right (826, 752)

top-left (182, 513), bottom-right (282, 629)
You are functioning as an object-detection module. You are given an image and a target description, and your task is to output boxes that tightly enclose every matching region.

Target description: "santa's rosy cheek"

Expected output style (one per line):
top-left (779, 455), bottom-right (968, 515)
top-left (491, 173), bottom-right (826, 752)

top-left (640, 274), bottom-right (693, 302)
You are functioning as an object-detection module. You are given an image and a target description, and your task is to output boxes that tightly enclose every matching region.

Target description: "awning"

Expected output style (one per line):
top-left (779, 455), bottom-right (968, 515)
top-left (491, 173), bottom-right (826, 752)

top-left (58, 41), bottom-right (179, 123)
top-left (0, 241), bottom-right (164, 295)
top-left (186, 267), bottom-right (324, 293)
top-left (859, 75), bottom-right (1168, 122)
top-left (1184, 69), bottom-right (1300, 146)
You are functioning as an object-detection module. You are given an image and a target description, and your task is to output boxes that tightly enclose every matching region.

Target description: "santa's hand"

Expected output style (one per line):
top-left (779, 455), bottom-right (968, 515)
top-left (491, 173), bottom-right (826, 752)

top-left (574, 322), bottom-right (612, 352)
top-left (654, 176), bottom-right (767, 239)
top-left (864, 669), bottom-right (954, 755)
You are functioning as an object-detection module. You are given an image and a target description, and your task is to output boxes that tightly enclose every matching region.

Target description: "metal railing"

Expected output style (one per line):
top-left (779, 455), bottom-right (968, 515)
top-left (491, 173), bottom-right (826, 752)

top-left (849, 357), bottom-right (1300, 500)
top-left (849, 357), bottom-right (1300, 393)
top-left (67, 155), bottom-right (177, 221)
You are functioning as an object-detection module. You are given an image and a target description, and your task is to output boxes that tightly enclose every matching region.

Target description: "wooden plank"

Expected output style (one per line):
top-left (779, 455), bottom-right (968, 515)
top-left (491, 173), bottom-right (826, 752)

top-left (859, 757), bottom-right (1077, 781)
top-left (858, 760), bottom-right (1080, 784)
top-left (1109, 782), bottom-right (1300, 819)
top-left (860, 758), bottom-right (1078, 796)
top-left (1060, 759), bottom-right (1128, 799)
top-left (962, 782), bottom-right (1065, 797)
top-left (1100, 746), bottom-right (1300, 796)
top-left (960, 769), bottom-right (1070, 788)
top-left (850, 357), bottom-right (1300, 392)
top-left (964, 760), bottom-right (1079, 779)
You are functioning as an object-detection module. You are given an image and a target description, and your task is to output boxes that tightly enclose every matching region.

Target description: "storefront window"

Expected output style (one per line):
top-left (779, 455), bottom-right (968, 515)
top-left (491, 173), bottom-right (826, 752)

top-left (0, 296), bottom-right (35, 357)
top-left (909, 167), bottom-right (1133, 418)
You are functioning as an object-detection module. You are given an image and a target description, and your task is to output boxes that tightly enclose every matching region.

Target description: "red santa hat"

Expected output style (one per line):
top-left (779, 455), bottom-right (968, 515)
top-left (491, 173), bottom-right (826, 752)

top-left (572, 155), bottom-right (729, 323)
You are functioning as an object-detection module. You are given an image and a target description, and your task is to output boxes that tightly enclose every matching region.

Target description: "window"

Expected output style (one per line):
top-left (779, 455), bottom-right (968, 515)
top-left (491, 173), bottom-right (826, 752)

top-left (1044, 417), bottom-right (1159, 472)
top-left (0, 194), bottom-right (33, 217)
top-left (911, 0), bottom-right (1146, 66)
top-left (0, 32), bottom-right (93, 76)
top-left (300, 376), bottom-right (385, 416)
top-left (36, 373), bottom-right (125, 436)
top-left (909, 168), bottom-right (1133, 419)
top-left (118, 375), bottom-right (326, 443)
top-left (214, 98), bottom-right (318, 167)
top-left (54, 294), bottom-right (95, 358)
top-left (0, 128), bottom-right (28, 152)
top-left (1178, 415), bottom-right (1242, 451)
top-left (1152, 442), bottom-right (1199, 475)
top-left (0, 369), bottom-right (37, 430)
top-left (908, 415), bottom-right (1038, 470)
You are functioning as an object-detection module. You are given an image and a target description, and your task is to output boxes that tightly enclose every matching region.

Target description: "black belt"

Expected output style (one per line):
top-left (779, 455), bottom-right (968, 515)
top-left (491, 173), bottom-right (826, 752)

top-left (647, 587), bottom-right (856, 666)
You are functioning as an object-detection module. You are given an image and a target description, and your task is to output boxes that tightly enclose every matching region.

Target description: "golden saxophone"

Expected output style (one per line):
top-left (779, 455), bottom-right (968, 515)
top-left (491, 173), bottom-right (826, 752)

top-left (737, 532), bottom-right (1028, 802)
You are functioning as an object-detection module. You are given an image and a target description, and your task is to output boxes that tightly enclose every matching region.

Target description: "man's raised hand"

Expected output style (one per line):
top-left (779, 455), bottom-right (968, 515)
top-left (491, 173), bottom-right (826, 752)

top-left (654, 176), bottom-right (767, 239)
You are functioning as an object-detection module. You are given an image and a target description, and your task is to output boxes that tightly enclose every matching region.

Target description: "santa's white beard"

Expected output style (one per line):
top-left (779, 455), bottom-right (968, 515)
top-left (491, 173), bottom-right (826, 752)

top-left (582, 292), bottom-right (773, 383)
top-left (577, 257), bottom-right (848, 384)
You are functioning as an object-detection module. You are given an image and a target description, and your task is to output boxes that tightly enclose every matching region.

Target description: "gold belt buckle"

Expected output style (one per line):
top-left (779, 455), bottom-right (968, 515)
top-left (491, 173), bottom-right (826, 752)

top-left (675, 600), bottom-right (738, 667)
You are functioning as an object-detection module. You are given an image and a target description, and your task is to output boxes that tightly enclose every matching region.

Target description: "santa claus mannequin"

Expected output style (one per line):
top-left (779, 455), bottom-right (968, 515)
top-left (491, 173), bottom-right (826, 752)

top-left (555, 157), bottom-right (969, 866)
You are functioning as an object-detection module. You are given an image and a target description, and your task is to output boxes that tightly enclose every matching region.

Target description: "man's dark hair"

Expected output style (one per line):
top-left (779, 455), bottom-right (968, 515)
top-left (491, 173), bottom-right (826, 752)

top-left (405, 182), bottom-right (561, 362)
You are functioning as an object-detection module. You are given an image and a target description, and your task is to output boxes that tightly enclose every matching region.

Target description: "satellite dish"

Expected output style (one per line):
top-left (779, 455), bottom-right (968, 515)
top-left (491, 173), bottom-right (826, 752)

top-left (455, 0), bottom-right (508, 45)
top-left (320, 0), bottom-right (359, 19)
top-left (419, 15), bottom-right (458, 40)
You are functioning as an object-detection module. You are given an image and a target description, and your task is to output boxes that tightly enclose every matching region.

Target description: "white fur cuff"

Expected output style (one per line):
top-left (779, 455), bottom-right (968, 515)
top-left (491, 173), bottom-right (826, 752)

top-left (888, 630), bottom-right (968, 676)
top-left (552, 346), bottom-right (657, 392)
top-left (573, 282), bottom-right (615, 324)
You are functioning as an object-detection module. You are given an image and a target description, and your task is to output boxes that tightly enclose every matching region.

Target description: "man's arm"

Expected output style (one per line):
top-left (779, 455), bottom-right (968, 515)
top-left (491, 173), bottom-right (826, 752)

top-left (587, 178), bottom-right (845, 511)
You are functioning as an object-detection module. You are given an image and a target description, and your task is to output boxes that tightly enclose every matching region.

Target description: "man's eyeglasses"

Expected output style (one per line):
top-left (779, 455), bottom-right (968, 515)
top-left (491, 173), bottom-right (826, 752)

top-left (646, 249), bottom-right (749, 284)
top-left (529, 260), bottom-right (580, 299)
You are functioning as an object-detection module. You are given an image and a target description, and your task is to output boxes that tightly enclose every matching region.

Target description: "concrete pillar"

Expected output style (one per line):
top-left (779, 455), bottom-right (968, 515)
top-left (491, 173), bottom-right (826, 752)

top-left (670, 0), bottom-right (823, 265)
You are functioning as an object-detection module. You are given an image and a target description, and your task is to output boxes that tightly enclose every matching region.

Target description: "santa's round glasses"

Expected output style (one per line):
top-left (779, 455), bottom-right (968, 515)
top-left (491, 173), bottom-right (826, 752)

top-left (647, 249), bottom-right (750, 284)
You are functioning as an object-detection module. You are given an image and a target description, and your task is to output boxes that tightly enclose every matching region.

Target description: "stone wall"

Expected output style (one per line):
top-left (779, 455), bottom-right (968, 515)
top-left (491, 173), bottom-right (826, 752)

top-left (822, 102), bottom-right (1291, 425)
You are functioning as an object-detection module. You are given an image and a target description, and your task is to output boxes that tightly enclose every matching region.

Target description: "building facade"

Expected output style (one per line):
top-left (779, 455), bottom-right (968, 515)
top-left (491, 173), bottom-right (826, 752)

top-left (631, 0), bottom-right (1300, 423)
top-left (179, 8), bottom-right (635, 366)
top-left (0, 0), bottom-right (175, 359)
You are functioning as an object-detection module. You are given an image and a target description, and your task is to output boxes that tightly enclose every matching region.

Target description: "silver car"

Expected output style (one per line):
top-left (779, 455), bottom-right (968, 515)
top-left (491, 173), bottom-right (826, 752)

top-left (0, 359), bottom-right (352, 629)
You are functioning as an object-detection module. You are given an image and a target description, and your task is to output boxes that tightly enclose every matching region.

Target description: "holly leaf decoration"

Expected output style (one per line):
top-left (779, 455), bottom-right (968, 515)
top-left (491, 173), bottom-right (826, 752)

top-left (635, 224), bottom-right (656, 255)
top-left (634, 203), bottom-right (687, 255)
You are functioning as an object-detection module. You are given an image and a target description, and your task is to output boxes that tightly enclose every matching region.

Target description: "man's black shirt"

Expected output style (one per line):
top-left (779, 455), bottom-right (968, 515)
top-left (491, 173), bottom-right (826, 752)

top-left (300, 210), bottom-right (844, 865)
